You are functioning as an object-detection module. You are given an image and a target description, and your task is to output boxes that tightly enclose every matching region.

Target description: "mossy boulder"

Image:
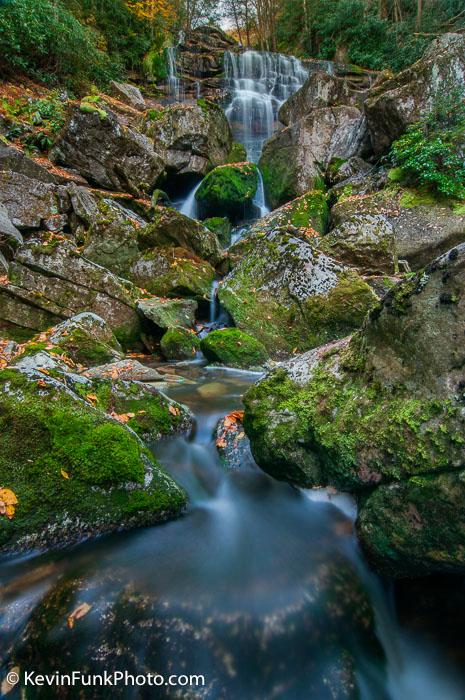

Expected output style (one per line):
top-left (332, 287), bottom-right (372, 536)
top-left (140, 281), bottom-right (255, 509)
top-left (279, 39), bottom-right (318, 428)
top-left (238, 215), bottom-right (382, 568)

top-left (250, 191), bottom-right (329, 236)
top-left (19, 313), bottom-right (124, 368)
top-left (244, 243), bottom-right (465, 576)
top-left (160, 326), bottom-right (200, 360)
top-left (0, 365), bottom-right (187, 554)
top-left (331, 186), bottom-right (465, 270)
top-left (227, 142), bottom-right (248, 163)
top-left (130, 246), bottom-right (216, 300)
top-left (200, 329), bottom-right (268, 369)
top-left (138, 206), bottom-right (222, 265)
top-left (203, 217), bottom-right (232, 247)
top-left (136, 297), bottom-right (197, 330)
top-left (195, 163), bottom-right (259, 222)
top-left (218, 227), bottom-right (377, 356)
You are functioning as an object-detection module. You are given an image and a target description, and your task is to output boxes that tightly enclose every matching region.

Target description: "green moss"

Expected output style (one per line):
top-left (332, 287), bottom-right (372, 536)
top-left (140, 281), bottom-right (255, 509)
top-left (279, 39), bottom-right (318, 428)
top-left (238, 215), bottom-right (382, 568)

top-left (227, 142), bottom-right (248, 163)
top-left (200, 328), bottom-right (268, 369)
top-left (160, 326), bottom-right (200, 361)
top-left (0, 370), bottom-right (186, 552)
top-left (203, 217), bottom-right (232, 246)
top-left (399, 188), bottom-right (439, 209)
top-left (196, 163), bottom-right (259, 221)
top-left (79, 98), bottom-right (108, 120)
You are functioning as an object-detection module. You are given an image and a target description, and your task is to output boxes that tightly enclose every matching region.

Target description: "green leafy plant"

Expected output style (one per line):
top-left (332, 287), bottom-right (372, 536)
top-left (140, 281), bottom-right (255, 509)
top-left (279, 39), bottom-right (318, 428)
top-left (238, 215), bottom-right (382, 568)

top-left (390, 92), bottom-right (465, 200)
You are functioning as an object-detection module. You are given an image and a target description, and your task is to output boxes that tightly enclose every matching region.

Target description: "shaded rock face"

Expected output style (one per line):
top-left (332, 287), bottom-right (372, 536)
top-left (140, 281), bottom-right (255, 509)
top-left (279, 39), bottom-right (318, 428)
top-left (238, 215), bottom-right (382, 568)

top-left (331, 187), bottom-right (465, 269)
top-left (0, 202), bottom-right (23, 267)
top-left (260, 106), bottom-right (369, 209)
top-left (195, 162), bottom-right (259, 221)
top-left (279, 70), bottom-right (366, 126)
top-left (51, 106), bottom-right (165, 195)
top-left (218, 227), bottom-right (377, 356)
top-left (0, 236), bottom-right (140, 344)
top-left (0, 361), bottom-right (188, 554)
top-left (0, 171), bottom-right (70, 230)
top-left (365, 33), bottom-right (465, 154)
top-left (140, 101), bottom-right (232, 177)
top-left (244, 243), bottom-right (465, 576)
top-left (136, 297), bottom-right (197, 330)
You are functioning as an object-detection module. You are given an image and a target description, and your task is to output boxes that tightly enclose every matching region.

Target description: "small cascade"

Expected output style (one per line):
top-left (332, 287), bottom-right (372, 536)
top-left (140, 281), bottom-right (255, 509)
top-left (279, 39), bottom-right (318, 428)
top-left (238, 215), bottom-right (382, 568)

top-left (179, 180), bottom-right (202, 219)
top-left (210, 280), bottom-right (219, 324)
top-left (166, 47), bottom-right (182, 101)
top-left (253, 169), bottom-right (270, 218)
top-left (224, 50), bottom-right (308, 164)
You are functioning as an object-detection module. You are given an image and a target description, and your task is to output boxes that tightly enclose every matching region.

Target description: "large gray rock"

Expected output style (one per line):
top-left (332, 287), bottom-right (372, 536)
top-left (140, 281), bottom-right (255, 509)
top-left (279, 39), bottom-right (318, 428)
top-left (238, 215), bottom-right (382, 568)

top-left (140, 101), bottom-right (232, 177)
top-left (365, 33), bottom-right (465, 154)
top-left (260, 107), bottom-right (369, 209)
top-left (0, 171), bottom-right (70, 229)
top-left (0, 202), bottom-right (23, 268)
top-left (218, 227), bottom-right (377, 356)
top-left (244, 243), bottom-right (465, 577)
top-left (44, 312), bottom-right (124, 366)
top-left (0, 236), bottom-right (141, 343)
top-left (51, 105), bottom-right (165, 195)
top-left (136, 297), bottom-right (197, 330)
top-left (110, 81), bottom-right (146, 110)
top-left (331, 187), bottom-right (465, 269)
top-left (279, 71), bottom-right (364, 126)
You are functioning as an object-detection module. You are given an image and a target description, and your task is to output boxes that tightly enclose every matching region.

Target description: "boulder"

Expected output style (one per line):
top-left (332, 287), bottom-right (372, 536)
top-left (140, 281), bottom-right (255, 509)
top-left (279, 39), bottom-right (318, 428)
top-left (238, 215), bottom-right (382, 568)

top-left (51, 104), bottom-right (165, 195)
top-left (196, 162), bottom-right (259, 221)
top-left (138, 206), bottom-right (223, 265)
top-left (260, 107), bottom-right (369, 208)
top-left (250, 190), bottom-right (329, 236)
top-left (0, 364), bottom-right (187, 554)
top-left (110, 81), bottom-right (146, 111)
top-left (365, 33), bottom-right (465, 154)
top-left (0, 202), bottom-right (23, 261)
top-left (0, 235), bottom-right (141, 344)
top-left (244, 243), bottom-right (465, 576)
top-left (29, 313), bottom-right (124, 367)
top-left (218, 227), bottom-right (377, 356)
top-left (331, 187), bottom-right (465, 269)
top-left (81, 359), bottom-right (166, 383)
top-left (136, 297), bottom-right (197, 330)
top-left (177, 25), bottom-right (237, 87)
top-left (0, 171), bottom-right (70, 230)
top-left (130, 246), bottom-right (216, 300)
top-left (0, 142), bottom-right (61, 184)
top-left (140, 101), bottom-right (232, 177)
top-left (279, 71), bottom-right (364, 126)
top-left (215, 410), bottom-right (256, 471)
top-left (203, 217), bottom-right (232, 247)
top-left (160, 326), bottom-right (200, 360)
top-left (319, 214), bottom-right (397, 275)
top-left (200, 328), bottom-right (269, 369)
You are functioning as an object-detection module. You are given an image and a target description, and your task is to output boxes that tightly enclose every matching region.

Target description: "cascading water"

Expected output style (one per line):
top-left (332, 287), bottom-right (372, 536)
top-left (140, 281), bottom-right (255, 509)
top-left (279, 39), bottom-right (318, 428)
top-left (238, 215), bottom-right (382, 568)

top-left (224, 50), bottom-right (308, 164)
top-left (166, 47), bottom-right (182, 101)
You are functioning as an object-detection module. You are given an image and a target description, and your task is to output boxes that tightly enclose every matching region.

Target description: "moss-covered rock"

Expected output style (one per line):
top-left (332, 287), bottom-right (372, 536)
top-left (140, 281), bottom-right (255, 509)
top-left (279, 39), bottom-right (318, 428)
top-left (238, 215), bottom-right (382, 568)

top-left (244, 243), bottom-right (465, 576)
top-left (331, 185), bottom-right (465, 270)
top-left (136, 297), bottom-right (197, 330)
top-left (18, 313), bottom-right (124, 368)
top-left (227, 141), bottom-right (248, 163)
top-left (130, 246), bottom-right (216, 300)
top-left (196, 163), bottom-right (259, 222)
top-left (200, 328), bottom-right (268, 369)
top-left (203, 217), bottom-right (232, 247)
top-left (0, 366), bottom-right (187, 554)
top-left (250, 190), bottom-right (329, 236)
top-left (218, 227), bottom-right (377, 356)
top-left (138, 206), bottom-right (222, 265)
top-left (160, 326), bottom-right (200, 360)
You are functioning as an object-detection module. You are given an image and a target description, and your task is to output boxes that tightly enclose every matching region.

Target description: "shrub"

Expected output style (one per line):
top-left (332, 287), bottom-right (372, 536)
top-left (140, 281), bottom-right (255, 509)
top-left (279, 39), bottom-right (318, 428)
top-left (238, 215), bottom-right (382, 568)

top-left (0, 0), bottom-right (119, 87)
top-left (390, 92), bottom-right (465, 200)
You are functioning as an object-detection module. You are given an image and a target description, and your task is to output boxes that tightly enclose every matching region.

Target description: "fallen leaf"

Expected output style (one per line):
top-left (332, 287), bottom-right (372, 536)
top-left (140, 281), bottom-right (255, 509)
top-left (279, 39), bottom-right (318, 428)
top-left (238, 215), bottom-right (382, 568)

top-left (86, 393), bottom-right (97, 404)
top-left (61, 469), bottom-right (70, 480)
top-left (37, 378), bottom-right (47, 387)
top-left (168, 405), bottom-right (179, 416)
top-left (0, 488), bottom-right (18, 520)
top-left (67, 602), bottom-right (92, 629)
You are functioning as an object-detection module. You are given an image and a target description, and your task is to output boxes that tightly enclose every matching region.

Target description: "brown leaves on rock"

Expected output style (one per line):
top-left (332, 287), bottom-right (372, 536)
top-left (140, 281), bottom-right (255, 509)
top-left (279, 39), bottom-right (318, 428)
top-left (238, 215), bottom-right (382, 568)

top-left (0, 488), bottom-right (18, 519)
top-left (216, 411), bottom-right (245, 449)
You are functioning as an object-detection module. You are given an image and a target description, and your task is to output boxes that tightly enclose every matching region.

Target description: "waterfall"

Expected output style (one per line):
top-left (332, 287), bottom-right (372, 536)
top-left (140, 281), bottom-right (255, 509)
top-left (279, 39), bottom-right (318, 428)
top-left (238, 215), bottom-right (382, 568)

top-left (179, 180), bottom-right (202, 219)
top-left (224, 50), bottom-right (308, 164)
top-left (253, 169), bottom-right (269, 218)
top-left (167, 47), bottom-right (182, 100)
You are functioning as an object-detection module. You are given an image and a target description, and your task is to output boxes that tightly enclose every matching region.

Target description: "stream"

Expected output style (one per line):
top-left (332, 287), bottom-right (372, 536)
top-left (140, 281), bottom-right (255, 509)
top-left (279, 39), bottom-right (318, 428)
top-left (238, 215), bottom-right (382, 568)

top-left (1, 50), bottom-right (465, 699)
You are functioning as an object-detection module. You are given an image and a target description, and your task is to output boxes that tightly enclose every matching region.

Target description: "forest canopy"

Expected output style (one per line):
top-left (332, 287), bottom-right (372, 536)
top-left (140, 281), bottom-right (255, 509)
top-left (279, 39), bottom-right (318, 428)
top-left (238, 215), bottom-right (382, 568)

top-left (0, 0), bottom-right (463, 88)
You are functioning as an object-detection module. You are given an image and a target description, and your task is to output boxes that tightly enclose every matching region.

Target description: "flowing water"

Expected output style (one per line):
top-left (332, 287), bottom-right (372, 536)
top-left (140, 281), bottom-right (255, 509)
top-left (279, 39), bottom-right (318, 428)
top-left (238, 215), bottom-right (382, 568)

top-left (166, 47), bottom-right (182, 101)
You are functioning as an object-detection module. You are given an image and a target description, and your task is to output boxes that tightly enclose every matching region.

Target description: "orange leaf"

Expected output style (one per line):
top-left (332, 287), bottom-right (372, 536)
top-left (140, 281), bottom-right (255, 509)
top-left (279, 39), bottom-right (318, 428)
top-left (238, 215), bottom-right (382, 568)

top-left (60, 469), bottom-right (70, 480)
top-left (67, 602), bottom-right (92, 629)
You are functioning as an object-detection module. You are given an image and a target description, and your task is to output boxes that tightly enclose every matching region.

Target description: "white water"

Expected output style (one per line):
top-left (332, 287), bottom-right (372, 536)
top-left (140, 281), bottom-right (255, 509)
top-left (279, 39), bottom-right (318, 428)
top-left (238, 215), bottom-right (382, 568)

top-left (179, 180), bottom-right (202, 218)
top-left (224, 50), bottom-right (308, 164)
top-left (253, 168), bottom-right (270, 217)
top-left (166, 47), bottom-right (182, 100)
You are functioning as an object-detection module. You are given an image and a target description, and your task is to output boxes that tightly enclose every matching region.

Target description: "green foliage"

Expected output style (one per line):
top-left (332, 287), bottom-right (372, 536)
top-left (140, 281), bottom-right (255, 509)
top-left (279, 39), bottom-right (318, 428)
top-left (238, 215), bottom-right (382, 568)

top-left (390, 92), bottom-right (465, 199)
top-left (0, 0), bottom-right (120, 87)
top-left (1, 92), bottom-right (66, 153)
